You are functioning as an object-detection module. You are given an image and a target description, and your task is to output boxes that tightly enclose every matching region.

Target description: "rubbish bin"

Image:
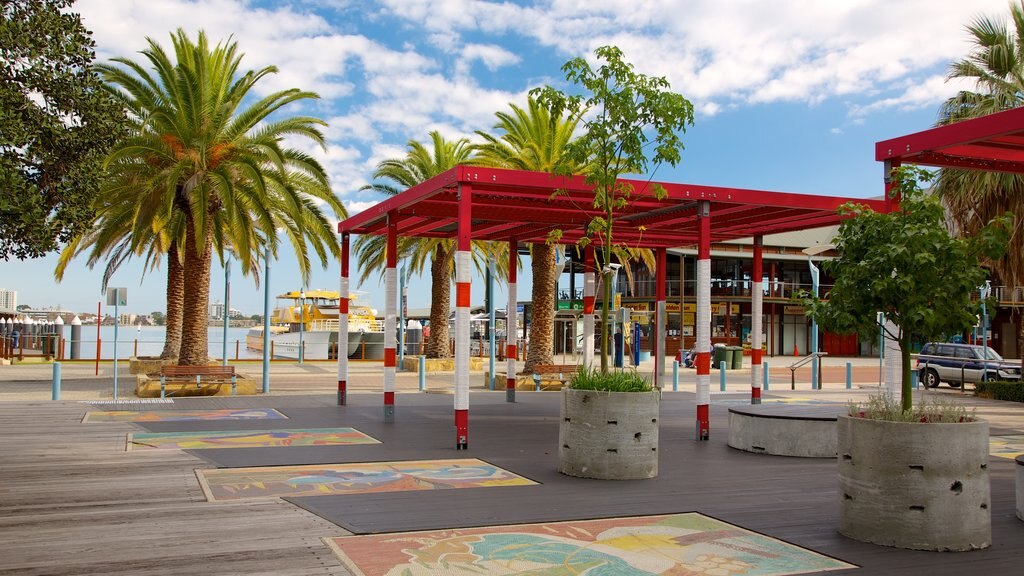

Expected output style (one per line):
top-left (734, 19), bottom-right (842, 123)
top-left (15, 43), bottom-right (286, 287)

top-left (713, 344), bottom-right (728, 368)
top-left (730, 346), bottom-right (744, 370)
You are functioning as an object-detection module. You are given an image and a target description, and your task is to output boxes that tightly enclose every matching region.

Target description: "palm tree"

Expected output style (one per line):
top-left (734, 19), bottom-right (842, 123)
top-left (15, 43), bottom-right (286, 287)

top-left (475, 98), bottom-right (594, 371)
top-left (355, 131), bottom-right (504, 358)
top-left (936, 0), bottom-right (1024, 356)
top-left (95, 29), bottom-right (346, 365)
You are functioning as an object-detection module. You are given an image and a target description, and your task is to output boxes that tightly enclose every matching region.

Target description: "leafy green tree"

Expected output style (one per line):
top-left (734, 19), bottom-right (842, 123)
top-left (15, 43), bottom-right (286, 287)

top-left (475, 97), bottom-right (578, 371)
top-left (0, 0), bottom-right (127, 260)
top-left (936, 0), bottom-right (1024, 357)
top-left (806, 168), bottom-right (1008, 412)
top-left (151, 311), bottom-right (166, 325)
top-left (96, 30), bottom-right (345, 365)
top-left (532, 46), bottom-right (694, 372)
top-left (355, 131), bottom-right (503, 359)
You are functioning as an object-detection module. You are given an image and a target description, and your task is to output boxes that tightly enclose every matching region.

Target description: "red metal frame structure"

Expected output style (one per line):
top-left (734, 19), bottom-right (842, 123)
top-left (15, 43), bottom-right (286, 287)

top-left (338, 166), bottom-right (888, 448)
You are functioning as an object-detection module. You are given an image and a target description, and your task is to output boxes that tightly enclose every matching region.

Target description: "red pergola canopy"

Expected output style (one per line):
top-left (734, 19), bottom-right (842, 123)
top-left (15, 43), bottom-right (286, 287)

top-left (876, 106), bottom-right (1024, 174)
top-left (338, 166), bottom-right (887, 246)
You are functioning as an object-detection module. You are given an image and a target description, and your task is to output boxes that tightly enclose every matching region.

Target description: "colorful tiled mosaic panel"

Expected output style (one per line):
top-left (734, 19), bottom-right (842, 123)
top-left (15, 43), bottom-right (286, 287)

top-left (326, 512), bottom-right (855, 576)
top-left (83, 408), bottom-right (286, 423)
top-left (196, 458), bottom-right (536, 501)
top-left (127, 427), bottom-right (379, 451)
top-left (990, 435), bottom-right (1024, 460)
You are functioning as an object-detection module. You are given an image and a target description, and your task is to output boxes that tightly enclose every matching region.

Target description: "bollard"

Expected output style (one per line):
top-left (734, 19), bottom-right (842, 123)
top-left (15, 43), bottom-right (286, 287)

top-left (846, 362), bottom-right (852, 389)
top-left (764, 361), bottom-right (770, 391)
top-left (672, 360), bottom-right (679, 391)
top-left (720, 361), bottom-right (727, 391)
top-left (911, 370), bottom-right (919, 390)
top-left (419, 355), bottom-right (425, 391)
top-left (52, 362), bottom-right (61, 401)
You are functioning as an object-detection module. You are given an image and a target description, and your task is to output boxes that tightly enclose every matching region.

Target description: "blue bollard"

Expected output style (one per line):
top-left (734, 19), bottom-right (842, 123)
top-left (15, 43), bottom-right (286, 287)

top-left (720, 361), bottom-right (727, 391)
top-left (52, 362), bottom-right (61, 401)
top-left (912, 370), bottom-right (919, 390)
top-left (764, 361), bottom-right (770, 391)
top-left (419, 355), bottom-right (426, 391)
top-left (846, 362), bottom-right (852, 389)
top-left (672, 360), bottom-right (679, 391)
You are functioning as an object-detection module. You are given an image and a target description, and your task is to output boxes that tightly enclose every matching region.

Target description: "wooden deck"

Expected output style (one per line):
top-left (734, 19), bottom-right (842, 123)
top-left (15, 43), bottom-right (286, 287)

top-left (1, 389), bottom-right (1023, 575)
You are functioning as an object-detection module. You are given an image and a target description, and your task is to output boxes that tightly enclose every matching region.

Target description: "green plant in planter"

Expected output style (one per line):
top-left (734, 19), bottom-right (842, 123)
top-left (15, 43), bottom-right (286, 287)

top-left (804, 166), bottom-right (1009, 412)
top-left (569, 366), bottom-right (652, 392)
top-left (848, 394), bottom-right (976, 423)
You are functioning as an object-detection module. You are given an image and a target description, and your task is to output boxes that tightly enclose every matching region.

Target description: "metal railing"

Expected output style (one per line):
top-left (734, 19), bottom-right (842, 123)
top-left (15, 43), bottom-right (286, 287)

top-left (788, 351), bottom-right (827, 390)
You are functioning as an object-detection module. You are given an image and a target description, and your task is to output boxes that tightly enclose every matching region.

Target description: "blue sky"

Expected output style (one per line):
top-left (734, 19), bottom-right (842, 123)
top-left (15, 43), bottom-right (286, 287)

top-left (0, 0), bottom-right (1007, 317)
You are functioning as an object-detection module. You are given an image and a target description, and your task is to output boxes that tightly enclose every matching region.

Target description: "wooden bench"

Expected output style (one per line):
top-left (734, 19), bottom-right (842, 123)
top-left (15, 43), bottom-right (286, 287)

top-left (530, 364), bottom-right (579, 390)
top-left (160, 365), bottom-right (237, 398)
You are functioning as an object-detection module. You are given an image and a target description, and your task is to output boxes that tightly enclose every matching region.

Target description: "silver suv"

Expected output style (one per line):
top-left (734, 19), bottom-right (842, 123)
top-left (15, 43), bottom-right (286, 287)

top-left (917, 342), bottom-right (1021, 388)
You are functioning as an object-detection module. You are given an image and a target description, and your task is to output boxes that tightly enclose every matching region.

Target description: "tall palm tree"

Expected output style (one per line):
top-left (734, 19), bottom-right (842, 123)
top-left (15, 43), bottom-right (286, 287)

top-left (355, 131), bottom-right (504, 358)
top-left (936, 0), bottom-right (1024, 356)
top-left (95, 29), bottom-right (345, 365)
top-left (474, 98), bottom-right (585, 371)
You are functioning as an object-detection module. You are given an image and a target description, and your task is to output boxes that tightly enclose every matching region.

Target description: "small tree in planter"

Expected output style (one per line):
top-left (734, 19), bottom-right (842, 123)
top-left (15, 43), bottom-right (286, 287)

top-left (532, 45), bottom-right (694, 373)
top-left (805, 166), bottom-right (1008, 551)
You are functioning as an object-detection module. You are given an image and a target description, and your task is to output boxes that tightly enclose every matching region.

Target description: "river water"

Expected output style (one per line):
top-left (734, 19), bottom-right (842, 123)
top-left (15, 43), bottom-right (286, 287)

top-left (57, 325), bottom-right (260, 360)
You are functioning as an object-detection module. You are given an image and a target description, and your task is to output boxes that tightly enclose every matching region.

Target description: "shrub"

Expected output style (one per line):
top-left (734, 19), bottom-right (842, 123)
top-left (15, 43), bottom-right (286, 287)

top-left (848, 393), bottom-right (976, 423)
top-left (975, 380), bottom-right (1024, 402)
top-left (569, 366), bottom-right (652, 392)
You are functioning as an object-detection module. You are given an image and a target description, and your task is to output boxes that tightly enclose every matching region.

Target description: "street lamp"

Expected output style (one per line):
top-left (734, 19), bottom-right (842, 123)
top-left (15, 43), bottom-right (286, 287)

top-left (980, 281), bottom-right (992, 382)
top-left (802, 244), bottom-right (833, 390)
top-left (298, 289), bottom-right (305, 364)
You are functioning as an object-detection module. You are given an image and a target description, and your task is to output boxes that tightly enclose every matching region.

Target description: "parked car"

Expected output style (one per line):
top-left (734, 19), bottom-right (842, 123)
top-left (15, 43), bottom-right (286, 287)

top-left (916, 342), bottom-right (1022, 388)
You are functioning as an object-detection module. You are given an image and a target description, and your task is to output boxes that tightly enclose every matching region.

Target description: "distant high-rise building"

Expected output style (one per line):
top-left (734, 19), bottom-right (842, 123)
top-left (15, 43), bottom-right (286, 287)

top-left (0, 289), bottom-right (16, 312)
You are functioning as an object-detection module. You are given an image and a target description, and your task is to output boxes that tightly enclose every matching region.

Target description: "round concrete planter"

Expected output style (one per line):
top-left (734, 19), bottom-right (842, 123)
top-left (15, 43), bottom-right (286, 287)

top-left (558, 388), bottom-right (659, 480)
top-left (837, 415), bottom-right (990, 551)
top-left (1016, 455), bottom-right (1023, 522)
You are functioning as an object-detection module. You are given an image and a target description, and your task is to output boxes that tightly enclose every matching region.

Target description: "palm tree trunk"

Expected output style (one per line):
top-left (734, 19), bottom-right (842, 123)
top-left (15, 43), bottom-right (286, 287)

top-left (178, 216), bottom-right (212, 366)
top-left (160, 241), bottom-right (184, 360)
top-left (425, 245), bottom-right (453, 358)
top-left (525, 242), bottom-right (556, 372)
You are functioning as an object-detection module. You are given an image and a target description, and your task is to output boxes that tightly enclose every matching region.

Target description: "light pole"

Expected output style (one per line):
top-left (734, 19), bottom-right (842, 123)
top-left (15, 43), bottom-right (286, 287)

top-left (802, 244), bottom-right (832, 390)
top-left (981, 281), bottom-right (991, 382)
top-left (222, 259), bottom-right (230, 366)
top-left (262, 245), bottom-right (271, 393)
top-left (298, 289), bottom-right (305, 364)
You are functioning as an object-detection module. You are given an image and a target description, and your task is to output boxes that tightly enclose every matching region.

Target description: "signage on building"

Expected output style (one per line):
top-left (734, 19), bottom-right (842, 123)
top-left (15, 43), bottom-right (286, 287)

top-left (557, 300), bottom-right (583, 310)
top-left (784, 305), bottom-right (805, 315)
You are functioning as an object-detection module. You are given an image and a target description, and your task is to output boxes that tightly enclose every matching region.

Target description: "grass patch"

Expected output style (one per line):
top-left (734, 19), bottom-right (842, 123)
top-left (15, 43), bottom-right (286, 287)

top-left (569, 366), bottom-right (652, 392)
top-left (848, 393), bottom-right (976, 423)
top-left (975, 380), bottom-right (1024, 402)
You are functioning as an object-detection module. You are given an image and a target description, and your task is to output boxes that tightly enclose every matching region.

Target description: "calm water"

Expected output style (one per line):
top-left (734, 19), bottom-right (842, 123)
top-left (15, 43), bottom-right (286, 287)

top-left (58, 325), bottom-right (260, 360)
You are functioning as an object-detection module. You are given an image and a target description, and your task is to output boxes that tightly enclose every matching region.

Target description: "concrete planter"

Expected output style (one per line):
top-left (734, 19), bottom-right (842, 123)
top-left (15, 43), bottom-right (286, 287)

top-left (129, 356), bottom-right (176, 375)
top-left (1016, 456), bottom-right (1023, 522)
top-left (558, 388), bottom-right (659, 480)
top-left (837, 415), bottom-right (990, 551)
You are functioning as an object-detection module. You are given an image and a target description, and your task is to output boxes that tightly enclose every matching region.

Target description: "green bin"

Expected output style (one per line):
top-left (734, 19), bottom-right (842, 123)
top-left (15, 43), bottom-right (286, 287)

top-left (712, 344), bottom-right (728, 368)
top-left (730, 346), bottom-right (744, 370)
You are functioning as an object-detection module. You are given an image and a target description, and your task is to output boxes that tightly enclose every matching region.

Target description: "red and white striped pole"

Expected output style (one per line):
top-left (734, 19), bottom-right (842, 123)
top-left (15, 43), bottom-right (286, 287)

top-left (338, 232), bottom-right (350, 405)
top-left (506, 238), bottom-right (517, 402)
top-left (384, 214), bottom-right (397, 421)
top-left (751, 236), bottom-right (763, 405)
top-left (696, 201), bottom-right (711, 440)
top-left (655, 247), bottom-right (667, 389)
top-left (454, 185), bottom-right (471, 449)
top-left (582, 244), bottom-right (595, 369)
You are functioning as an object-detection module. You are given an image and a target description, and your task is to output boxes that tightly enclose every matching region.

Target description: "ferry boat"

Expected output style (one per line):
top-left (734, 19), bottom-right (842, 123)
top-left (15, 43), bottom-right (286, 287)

top-left (246, 290), bottom-right (385, 360)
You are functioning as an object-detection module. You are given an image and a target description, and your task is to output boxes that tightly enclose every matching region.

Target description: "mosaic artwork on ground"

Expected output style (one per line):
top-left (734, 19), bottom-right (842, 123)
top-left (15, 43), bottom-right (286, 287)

top-left (325, 512), bottom-right (855, 576)
top-left (990, 435), bottom-right (1024, 460)
top-left (127, 427), bottom-right (379, 451)
top-left (82, 408), bottom-right (286, 423)
top-left (196, 458), bottom-right (536, 501)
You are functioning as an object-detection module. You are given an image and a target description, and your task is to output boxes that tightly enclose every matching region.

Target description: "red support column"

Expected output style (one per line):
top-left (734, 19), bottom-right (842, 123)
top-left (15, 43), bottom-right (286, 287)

top-left (338, 232), bottom-right (350, 405)
top-left (751, 236), bottom-right (763, 405)
top-left (454, 184), bottom-right (472, 449)
top-left (582, 244), bottom-right (596, 369)
top-left (384, 213), bottom-right (397, 421)
top-left (506, 238), bottom-right (518, 403)
top-left (696, 201), bottom-right (711, 440)
top-left (655, 247), bottom-right (667, 389)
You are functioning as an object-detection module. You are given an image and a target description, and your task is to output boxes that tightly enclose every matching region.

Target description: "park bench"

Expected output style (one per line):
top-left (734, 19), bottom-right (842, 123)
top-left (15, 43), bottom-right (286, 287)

top-left (160, 365), bottom-right (237, 398)
top-left (530, 363), bottom-right (579, 390)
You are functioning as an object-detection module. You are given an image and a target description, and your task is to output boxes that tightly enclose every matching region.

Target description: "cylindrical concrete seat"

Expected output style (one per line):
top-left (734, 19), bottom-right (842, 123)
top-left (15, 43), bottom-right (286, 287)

top-left (727, 404), bottom-right (843, 458)
top-left (1017, 455), bottom-right (1023, 522)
